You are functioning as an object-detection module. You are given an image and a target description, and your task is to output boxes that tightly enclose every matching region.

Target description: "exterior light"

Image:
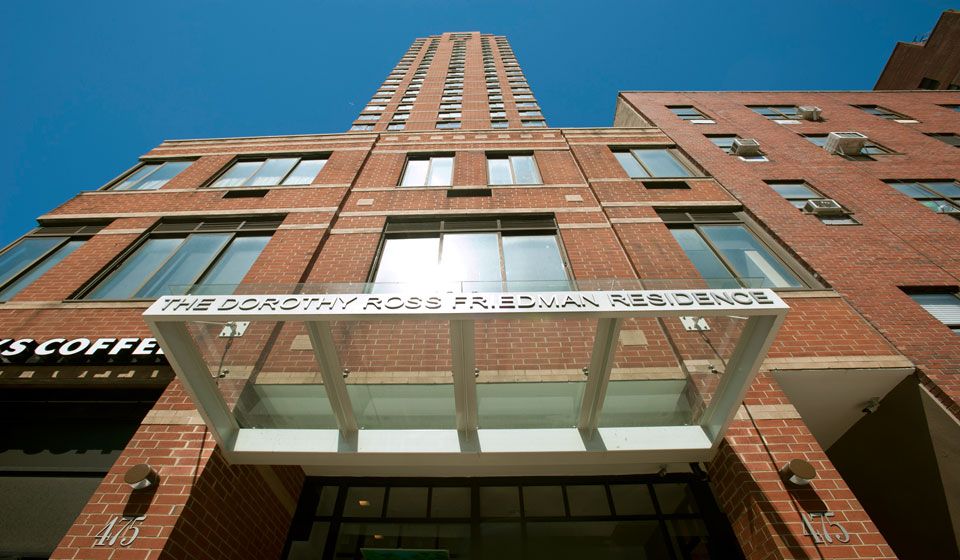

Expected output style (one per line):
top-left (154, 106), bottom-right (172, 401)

top-left (358, 499), bottom-right (370, 507)
top-left (780, 459), bottom-right (817, 486)
top-left (123, 463), bottom-right (159, 490)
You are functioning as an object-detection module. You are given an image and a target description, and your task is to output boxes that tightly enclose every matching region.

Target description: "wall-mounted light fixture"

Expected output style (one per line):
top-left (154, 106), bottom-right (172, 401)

top-left (124, 464), bottom-right (159, 490)
top-left (780, 459), bottom-right (817, 486)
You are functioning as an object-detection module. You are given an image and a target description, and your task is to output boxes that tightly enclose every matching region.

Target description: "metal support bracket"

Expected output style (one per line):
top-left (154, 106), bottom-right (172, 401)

top-left (450, 320), bottom-right (478, 432)
top-left (306, 321), bottom-right (358, 433)
top-left (578, 318), bottom-right (622, 430)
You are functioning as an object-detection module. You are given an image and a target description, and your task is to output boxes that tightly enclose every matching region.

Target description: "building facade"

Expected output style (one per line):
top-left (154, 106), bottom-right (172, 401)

top-left (875, 9), bottom-right (960, 90)
top-left (1, 31), bottom-right (959, 560)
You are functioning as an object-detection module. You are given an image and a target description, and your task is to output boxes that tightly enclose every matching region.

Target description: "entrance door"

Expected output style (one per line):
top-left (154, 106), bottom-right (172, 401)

top-left (284, 474), bottom-right (743, 560)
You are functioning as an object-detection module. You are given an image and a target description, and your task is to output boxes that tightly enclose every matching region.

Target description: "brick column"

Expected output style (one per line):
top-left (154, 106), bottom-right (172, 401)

top-left (710, 407), bottom-right (897, 559)
top-left (51, 381), bottom-right (304, 560)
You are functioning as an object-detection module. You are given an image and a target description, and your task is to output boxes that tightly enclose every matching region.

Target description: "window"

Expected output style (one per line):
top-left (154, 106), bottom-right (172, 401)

top-left (351, 124), bottom-right (374, 131)
top-left (942, 105), bottom-right (960, 112)
top-left (906, 291), bottom-right (960, 334)
top-left (521, 120), bottom-right (546, 128)
top-left (400, 155), bottom-right (454, 187)
top-left (802, 134), bottom-right (893, 158)
top-left (487, 154), bottom-right (541, 185)
top-left (357, 114), bottom-right (380, 121)
top-left (519, 110), bottom-right (542, 118)
top-left (441, 103), bottom-right (461, 111)
top-left (669, 106), bottom-right (714, 123)
top-left (662, 211), bottom-right (807, 289)
top-left (490, 111), bottom-right (506, 118)
top-left (436, 121), bottom-right (461, 129)
top-left (766, 181), bottom-right (857, 224)
top-left (613, 147), bottom-right (696, 178)
top-left (887, 180), bottom-right (960, 215)
top-left (84, 219), bottom-right (277, 300)
top-left (371, 216), bottom-right (570, 292)
top-left (0, 225), bottom-right (103, 301)
top-left (918, 77), bottom-right (941, 90)
top-left (364, 105), bottom-right (386, 112)
top-left (855, 105), bottom-right (918, 123)
top-left (111, 161), bottom-right (192, 191)
top-left (211, 157), bottom-right (327, 188)
top-left (439, 112), bottom-right (461, 120)
top-left (749, 106), bottom-right (800, 123)
top-left (927, 133), bottom-right (960, 148)
top-left (707, 135), bottom-right (767, 161)
top-left (491, 121), bottom-right (508, 129)
top-left (387, 123), bottom-right (406, 131)
top-left (489, 103), bottom-right (504, 110)
top-left (393, 113), bottom-right (410, 120)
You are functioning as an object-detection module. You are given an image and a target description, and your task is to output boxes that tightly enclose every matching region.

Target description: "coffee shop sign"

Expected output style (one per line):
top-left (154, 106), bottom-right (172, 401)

top-left (147, 289), bottom-right (786, 318)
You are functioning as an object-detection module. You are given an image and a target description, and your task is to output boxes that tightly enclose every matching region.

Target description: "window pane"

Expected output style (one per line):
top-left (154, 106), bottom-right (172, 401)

top-left (440, 233), bottom-right (501, 290)
top-left (804, 136), bottom-right (828, 147)
top-left (0, 237), bottom-right (65, 287)
top-left (195, 236), bottom-right (270, 294)
top-left (401, 160), bottom-right (430, 187)
top-left (924, 181), bottom-right (960, 198)
top-left (631, 149), bottom-right (691, 177)
top-left (891, 183), bottom-right (933, 198)
top-left (700, 225), bottom-right (804, 288)
top-left (248, 158), bottom-right (298, 187)
top-left (770, 183), bottom-right (817, 199)
top-left (136, 233), bottom-right (232, 298)
top-left (487, 158), bottom-right (513, 185)
top-left (87, 238), bottom-right (183, 299)
top-left (614, 152), bottom-right (648, 178)
top-left (113, 164), bottom-right (160, 190)
top-left (136, 161), bottom-right (191, 190)
top-left (372, 237), bottom-right (440, 291)
top-left (212, 161), bottom-right (261, 188)
top-left (510, 156), bottom-right (540, 184)
top-left (428, 157), bottom-right (454, 186)
top-left (0, 240), bottom-right (82, 301)
top-left (282, 159), bottom-right (326, 185)
top-left (670, 229), bottom-right (738, 289)
top-left (502, 235), bottom-right (568, 290)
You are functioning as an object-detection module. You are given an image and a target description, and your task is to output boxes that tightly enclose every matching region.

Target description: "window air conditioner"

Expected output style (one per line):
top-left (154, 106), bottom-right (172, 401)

top-left (804, 198), bottom-right (846, 216)
top-left (825, 132), bottom-right (867, 155)
top-left (798, 106), bottom-right (822, 121)
top-left (731, 138), bottom-right (762, 156)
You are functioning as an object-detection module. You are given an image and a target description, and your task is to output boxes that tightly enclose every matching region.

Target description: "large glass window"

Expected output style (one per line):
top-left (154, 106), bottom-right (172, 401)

top-left (662, 211), bottom-right (807, 289)
top-left (802, 134), bottom-right (893, 158)
top-left (371, 217), bottom-right (569, 292)
top-left (854, 105), bottom-right (916, 122)
top-left (85, 220), bottom-right (276, 299)
top-left (0, 225), bottom-right (102, 301)
top-left (487, 155), bottom-right (541, 185)
top-left (613, 148), bottom-right (695, 178)
top-left (748, 105), bottom-right (801, 122)
top-left (400, 156), bottom-right (454, 187)
top-left (887, 180), bottom-right (960, 215)
top-left (111, 161), bottom-right (192, 191)
top-left (766, 181), bottom-right (857, 224)
top-left (906, 291), bottom-right (960, 334)
top-left (211, 157), bottom-right (327, 188)
top-left (668, 106), bottom-right (713, 123)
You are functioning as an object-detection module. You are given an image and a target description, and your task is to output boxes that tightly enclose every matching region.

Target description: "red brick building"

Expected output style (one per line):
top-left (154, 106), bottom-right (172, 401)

top-left (1, 31), bottom-right (959, 560)
top-left (875, 9), bottom-right (960, 90)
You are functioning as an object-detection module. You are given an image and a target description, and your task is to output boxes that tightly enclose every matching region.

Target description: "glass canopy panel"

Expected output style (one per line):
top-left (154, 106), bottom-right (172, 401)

top-left (475, 318), bottom-right (594, 429)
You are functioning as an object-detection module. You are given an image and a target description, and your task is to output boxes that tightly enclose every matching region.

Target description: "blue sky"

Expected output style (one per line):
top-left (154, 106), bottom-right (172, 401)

top-left (0, 0), bottom-right (952, 246)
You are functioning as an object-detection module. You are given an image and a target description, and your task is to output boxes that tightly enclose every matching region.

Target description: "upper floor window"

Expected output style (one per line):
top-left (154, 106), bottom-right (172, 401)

top-left (668, 106), bottom-right (714, 124)
top-left (371, 216), bottom-right (570, 292)
top-left (521, 120), bottom-right (546, 128)
top-left (941, 105), bottom-right (960, 112)
top-left (613, 147), bottom-right (697, 178)
top-left (905, 291), bottom-right (960, 334)
top-left (400, 155), bottom-right (454, 187)
top-left (766, 181), bottom-right (857, 225)
top-left (111, 161), bottom-right (192, 191)
top-left (802, 134), bottom-right (893, 159)
top-left (351, 124), bottom-right (374, 132)
top-left (662, 211), bottom-right (808, 290)
top-left (854, 105), bottom-right (918, 123)
top-left (887, 180), bottom-right (960, 215)
top-left (749, 106), bottom-right (800, 123)
top-left (211, 157), bottom-right (327, 188)
top-left (436, 121), bottom-right (461, 130)
top-left (0, 225), bottom-right (103, 302)
top-left (707, 135), bottom-right (767, 162)
top-left (927, 133), bottom-right (960, 148)
top-left (918, 77), bottom-right (940, 90)
top-left (83, 219), bottom-right (277, 300)
top-left (487, 154), bottom-right (541, 185)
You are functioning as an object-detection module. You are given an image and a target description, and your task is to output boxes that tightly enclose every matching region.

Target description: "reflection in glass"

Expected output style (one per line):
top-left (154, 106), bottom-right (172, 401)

top-left (700, 225), bottom-right (803, 288)
top-left (283, 159), bottom-right (327, 185)
top-left (440, 233), bottom-right (501, 290)
top-left (249, 158), bottom-right (298, 186)
top-left (670, 229), bottom-right (739, 289)
top-left (212, 161), bottom-right (261, 188)
top-left (502, 235), bottom-right (568, 290)
top-left (196, 236), bottom-right (270, 294)
top-left (615, 151), bottom-right (648, 178)
top-left (488, 158), bottom-right (513, 185)
top-left (87, 238), bottom-right (182, 300)
top-left (0, 240), bottom-right (83, 301)
top-left (134, 161), bottom-right (191, 190)
top-left (478, 382), bottom-right (585, 429)
top-left (601, 380), bottom-right (694, 427)
top-left (0, 237), bottom-right (67, 288)
top-left (136, 233), bottom-right (231, 298)
top-left (372, 237), bottom-right (441, 292)
top-left (631, 149), bottom-right (692, 177)
top-left (347, 384), bottom-right (456, 429)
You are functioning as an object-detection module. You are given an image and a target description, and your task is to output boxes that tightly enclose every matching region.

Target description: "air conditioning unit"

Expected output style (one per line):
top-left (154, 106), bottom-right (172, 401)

top-left (731, 138), bottom-right (762, 156)
top-left (804, 198), bottom-right (846, 216)
top-left (825, 132), bottom-right (867, 155)
top-left (798, 106), bottom-right (822, 121)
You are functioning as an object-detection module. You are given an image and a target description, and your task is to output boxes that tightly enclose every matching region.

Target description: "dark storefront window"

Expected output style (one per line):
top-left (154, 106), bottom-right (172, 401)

top-left (285, 475), bottom-right (744, 560)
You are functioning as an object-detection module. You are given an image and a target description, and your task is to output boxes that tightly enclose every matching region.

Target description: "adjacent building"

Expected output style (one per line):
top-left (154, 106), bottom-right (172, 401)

top-left (876, 9), bottom-right (960, 90)
top-left (1, 30), bottom-right (959, 560)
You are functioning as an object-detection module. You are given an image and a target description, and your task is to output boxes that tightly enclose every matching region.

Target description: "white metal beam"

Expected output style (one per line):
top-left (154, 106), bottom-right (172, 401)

top-left (449, 320), bottom-right (478, 431)
top-left (578, 318), bottom-right (622, 430)
top-left (305, 321), bottom-right (358, 433)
